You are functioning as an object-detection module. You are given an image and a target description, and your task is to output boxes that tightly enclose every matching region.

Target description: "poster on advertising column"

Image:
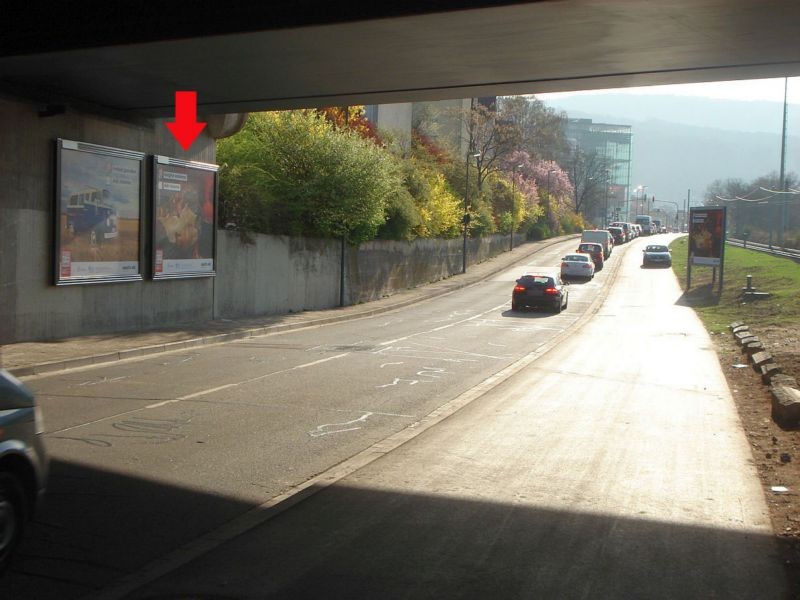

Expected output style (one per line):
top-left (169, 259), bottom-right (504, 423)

top-left (55, 139), bottom-right (145, 285)
top-left (152, 155), bottom-right (218, 279)
top-left (689, 206), bottom-right (727, 266)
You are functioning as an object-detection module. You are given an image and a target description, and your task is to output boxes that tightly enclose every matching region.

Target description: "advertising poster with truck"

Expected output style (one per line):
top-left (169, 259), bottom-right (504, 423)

top-left (152, 156), bottom-right (218, 278)
top-left (55, 139), bottom-right (145, 284)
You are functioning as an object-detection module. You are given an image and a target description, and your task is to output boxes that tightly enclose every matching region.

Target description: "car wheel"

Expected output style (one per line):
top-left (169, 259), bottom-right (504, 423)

top-left (0, 472), bottom-right (27, 574)
top-left (511, 300), bottom-right (520, 311)
top-left (563, 295), bottom-right (568, 310)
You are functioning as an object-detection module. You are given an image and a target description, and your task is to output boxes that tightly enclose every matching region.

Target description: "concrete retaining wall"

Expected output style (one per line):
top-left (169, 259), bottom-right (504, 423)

top-left (214, 231), bottom-right (514, 320)
top-left (0, 96), bottom-right (216, 343)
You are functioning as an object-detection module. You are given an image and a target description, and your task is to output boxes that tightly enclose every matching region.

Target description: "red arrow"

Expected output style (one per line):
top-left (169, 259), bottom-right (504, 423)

top-left (165, 91), bottom-right (207, 151)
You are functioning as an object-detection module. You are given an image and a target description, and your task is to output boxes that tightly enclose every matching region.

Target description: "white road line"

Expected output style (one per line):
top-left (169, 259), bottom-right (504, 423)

top-left (57, 354), bottom-right (353, 431)
top-left (380, 362), bottom-right (404, 368)
top-left (378, 302), bottom-right (509, 346)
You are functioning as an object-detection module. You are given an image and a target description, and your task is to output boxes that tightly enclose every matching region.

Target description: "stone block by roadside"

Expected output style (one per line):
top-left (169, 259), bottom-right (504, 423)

top-left (733, 325), bottom-right (750, 335)
top-left (737, 335), bottom-right (758, 347)
top-left (734, 330), bottom-right (753, 343)
top-left (744, 341), bottom-right (765, 356)
top-left (771, 385), bottom-right (800, 427)
top-left (750, 351), bottom-right (773, 370)
top-left (760, 363), bottom-right (782, 384)
top-left (729, 321), bottom-right (745, 331)
top-left (771, 374), bottom-right (799, 388)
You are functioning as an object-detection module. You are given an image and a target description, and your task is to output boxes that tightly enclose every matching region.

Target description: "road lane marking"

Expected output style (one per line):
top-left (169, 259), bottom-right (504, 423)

top-left (378, 302), bottom-right (509, 346)
top-left (380, 362), bottom-right (404, 368)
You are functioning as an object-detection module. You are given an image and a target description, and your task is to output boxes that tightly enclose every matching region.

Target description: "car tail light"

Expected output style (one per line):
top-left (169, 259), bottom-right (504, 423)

top-left (544, 287), bottom-right (559, 295)
top-left (513, 285), bottom-right (526, 292)
top-left (561, 262), bottom-right (568, 268)
top-left (582, 264), bottom-right (591, 269)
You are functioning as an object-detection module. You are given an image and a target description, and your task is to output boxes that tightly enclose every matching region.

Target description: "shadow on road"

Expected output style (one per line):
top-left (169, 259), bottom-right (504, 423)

top-left (131, 482), bottom-right (788, 599)
top-left (4, 461), bottom-right (792, 599)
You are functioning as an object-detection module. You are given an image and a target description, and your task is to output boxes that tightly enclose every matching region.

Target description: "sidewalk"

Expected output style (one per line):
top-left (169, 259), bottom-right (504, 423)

top-left (1, 236), bottom-right (578, 377)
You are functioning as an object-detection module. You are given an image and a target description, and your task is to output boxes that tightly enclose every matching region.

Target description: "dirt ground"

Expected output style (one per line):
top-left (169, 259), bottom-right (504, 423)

top-left (713, 324), bottom-right (800, 596)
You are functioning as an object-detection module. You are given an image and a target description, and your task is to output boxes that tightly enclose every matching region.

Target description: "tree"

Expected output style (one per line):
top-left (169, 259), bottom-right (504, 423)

top-left (498, 96), bottom-right (570, 162)
top-left (564, 146), bottom-right (613, 219)
top-left (457, 102), bottom-right (520, 191)
top-left (217, 110), bottom-right (404, 244)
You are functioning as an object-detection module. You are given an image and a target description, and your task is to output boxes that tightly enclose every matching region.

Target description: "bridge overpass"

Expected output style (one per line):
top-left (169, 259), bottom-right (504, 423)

top-left (3, 0), bottom-right (800, 116)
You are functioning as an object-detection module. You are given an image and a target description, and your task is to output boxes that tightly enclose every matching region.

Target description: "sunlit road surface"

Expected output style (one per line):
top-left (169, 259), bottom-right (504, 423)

top-left (120, 237), bottom-right (786, 599)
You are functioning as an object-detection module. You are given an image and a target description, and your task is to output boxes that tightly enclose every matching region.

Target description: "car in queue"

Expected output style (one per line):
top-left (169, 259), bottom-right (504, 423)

top-left (642, 244), bottom-right (673, 268)
top-left (511, 273), bottom-right (569, 313)
top-left (560, 253), bottom-right (595, 280)
top-left (0, 370), bottom-right (48, 573)
top-left (609, 221), bottom-right (633, 242)
top-left (576, 242), bottom-right (604, 270)
top-left (580, 229), bottom-right (613, 258)
top-left (607, 226), bottom-right (625, 246)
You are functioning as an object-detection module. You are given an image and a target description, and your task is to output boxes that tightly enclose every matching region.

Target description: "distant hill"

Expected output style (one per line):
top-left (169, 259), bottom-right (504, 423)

top-left (540, 94), bottom-right (800, 205)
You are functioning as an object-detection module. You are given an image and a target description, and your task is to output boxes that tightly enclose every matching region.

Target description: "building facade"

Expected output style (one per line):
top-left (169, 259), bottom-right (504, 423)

top-left (565, 119), bottom-right (633, 225)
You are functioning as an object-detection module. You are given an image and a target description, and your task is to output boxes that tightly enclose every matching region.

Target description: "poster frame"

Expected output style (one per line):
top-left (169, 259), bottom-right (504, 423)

top-left (688, 206), bottom-right (727, 267)
top-left (151, 155), bottom-right (219, 280)
top-left (54, 138), bottom-right (146, 286)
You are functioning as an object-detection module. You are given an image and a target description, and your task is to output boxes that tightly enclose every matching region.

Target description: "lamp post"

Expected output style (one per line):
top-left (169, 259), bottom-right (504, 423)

top-left (603, 169), bottom-right (610, 228)
top-left (463, 150), bottom-right (481, 274)
top-left (510, 163), bottom-right (523, 251)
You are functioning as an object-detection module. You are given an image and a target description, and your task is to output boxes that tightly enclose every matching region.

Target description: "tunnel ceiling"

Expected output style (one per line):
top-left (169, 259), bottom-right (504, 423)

top-left (2, 0), bottom-right (800, 118)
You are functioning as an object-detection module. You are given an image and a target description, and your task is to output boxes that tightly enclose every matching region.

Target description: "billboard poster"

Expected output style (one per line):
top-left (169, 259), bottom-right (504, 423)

top-left (152, 156), bottom-right (218, 279)
top-left (689, 206), bottom-right (726, 266)
top-left (55, 139), bottom-right (145, 285)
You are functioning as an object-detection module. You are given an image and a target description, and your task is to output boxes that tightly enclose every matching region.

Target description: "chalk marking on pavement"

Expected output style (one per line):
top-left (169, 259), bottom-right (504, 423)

top-left (309, 412), bottom-right (374, 437)
top-left (380, 362), bottom-right (404, 368)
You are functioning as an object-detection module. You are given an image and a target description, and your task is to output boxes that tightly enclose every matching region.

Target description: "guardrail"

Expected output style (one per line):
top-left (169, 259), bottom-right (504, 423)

top-left (727, 238), bottom-right (800, 263)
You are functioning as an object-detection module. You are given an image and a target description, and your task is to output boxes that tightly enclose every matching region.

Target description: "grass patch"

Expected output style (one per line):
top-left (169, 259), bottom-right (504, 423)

top-left (670, 236), bottom-right (800, 333)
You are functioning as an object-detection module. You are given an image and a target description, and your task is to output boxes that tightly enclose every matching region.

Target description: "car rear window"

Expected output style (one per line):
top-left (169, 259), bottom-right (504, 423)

top-left (565, 254), bottom-right (589, 262)
top-left (519, 275), bottom-right (553, 286)
top-left (646, 245), bottom-right (669, 252)
top-left (579, 244), bottom-right (600, 252)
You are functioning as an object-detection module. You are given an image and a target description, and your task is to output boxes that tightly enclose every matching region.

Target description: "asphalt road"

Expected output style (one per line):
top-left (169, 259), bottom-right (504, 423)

top-left (6, 236), bottom-right (595, 598)
top-left (5, 235), bottom-right (786, 599)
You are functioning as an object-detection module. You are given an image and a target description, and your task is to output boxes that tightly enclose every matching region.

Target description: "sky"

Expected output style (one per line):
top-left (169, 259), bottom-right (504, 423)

top-left (538, 77), bottom-right (799, 104)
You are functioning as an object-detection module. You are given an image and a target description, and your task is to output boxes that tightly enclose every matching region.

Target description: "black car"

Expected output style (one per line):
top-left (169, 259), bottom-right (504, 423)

top-left (642, 244), bottom-right (672, 267)
top-left (512, 274), bottom-right (569, 313)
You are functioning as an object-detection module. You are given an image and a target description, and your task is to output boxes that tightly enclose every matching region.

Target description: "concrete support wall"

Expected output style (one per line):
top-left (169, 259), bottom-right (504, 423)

top-left (214, 230), bottom-right (514, 320)
top-left (0, 96), bottom-right (216, 343)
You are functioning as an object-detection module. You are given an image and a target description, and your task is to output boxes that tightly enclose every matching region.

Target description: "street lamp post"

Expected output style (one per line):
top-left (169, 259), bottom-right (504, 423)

top-left (463, 151), bottom-right (480, 274)
top-left (510, 163), bottom-right (523, 251)
top-left (603, 169), bottom-right (610, 228)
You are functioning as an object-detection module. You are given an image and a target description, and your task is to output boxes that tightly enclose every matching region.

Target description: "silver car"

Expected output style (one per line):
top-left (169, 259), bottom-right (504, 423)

top-left (0, 370), bottom-right (47, 573)
top-left (561, 253), bottom-right (595, 280)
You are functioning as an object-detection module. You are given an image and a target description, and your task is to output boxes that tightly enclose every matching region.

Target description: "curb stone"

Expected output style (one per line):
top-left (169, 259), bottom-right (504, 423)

top-left (731, 322), bottom-right (800, 429)
top-left (771, 385), bottom-right (800, 427)
top-left (761, 363), bottom-right (782, 384)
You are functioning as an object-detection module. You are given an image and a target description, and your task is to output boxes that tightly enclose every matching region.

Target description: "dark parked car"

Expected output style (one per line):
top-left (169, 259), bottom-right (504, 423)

top-left (608, 226), bottom-right (625, 245)
top-left (576, 242), bottom-right (604, 270)
top-left (512, 273), bottom-right (569, 313)
top-left (0, 370), bottom-right (48, 573)
top-left (642, 244), bottom-right (672, 267)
